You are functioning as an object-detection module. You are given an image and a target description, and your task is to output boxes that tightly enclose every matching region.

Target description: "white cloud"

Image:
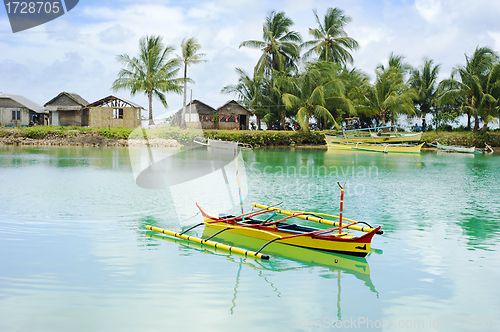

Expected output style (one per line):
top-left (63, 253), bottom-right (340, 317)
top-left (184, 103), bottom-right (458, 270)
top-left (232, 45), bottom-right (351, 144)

top-left (414, 0), bottom-right (442, 22)
top-left (98, 24), bottom-right (135, 44)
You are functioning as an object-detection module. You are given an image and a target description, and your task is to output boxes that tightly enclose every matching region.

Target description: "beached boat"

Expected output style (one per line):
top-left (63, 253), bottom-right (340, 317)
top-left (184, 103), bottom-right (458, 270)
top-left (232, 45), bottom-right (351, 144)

top-left (429, 142), bottom-right (476, 154)
top-left (325, 127), bottom-right (422, 144)
top-left (326, 141), bottom-right (424, 154)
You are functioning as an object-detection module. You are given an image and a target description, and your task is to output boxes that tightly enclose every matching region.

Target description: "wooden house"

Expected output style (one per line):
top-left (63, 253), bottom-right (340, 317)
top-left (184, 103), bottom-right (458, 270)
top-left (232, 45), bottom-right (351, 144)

top-left (44, 92), bottom-right (90, 126)
top-left (215, 100), bottom-right (254, 130)
top-left (0, 94), bottom-right (46, 127)
top-left (172, 100), bottom-right (217, 129)
top-left (87, 95), bottom-right (143, 129)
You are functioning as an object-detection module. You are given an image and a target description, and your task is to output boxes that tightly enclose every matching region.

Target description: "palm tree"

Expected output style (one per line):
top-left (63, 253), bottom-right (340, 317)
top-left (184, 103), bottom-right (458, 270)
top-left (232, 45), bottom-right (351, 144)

top-left (409, 58), bottom-right (441, 127)
top-left (240, 11), bottom-right (302, 76)
top-left (439, 46), bottom-right (499, 131)
top-left (360, 64), bottom-right (417, 127)
top-left (282, 61), bottom-right (355, 132)
top-left (478, 63), bottom-right (500, 131)
top-left (339, 67), bottom-right (372, 127)
top-left (221, 68), bottom-right (268, 130)
top-left (178, 37), bottom-right (207, 128)
top-left (112, 35), bottom-right (183, 125)
top-left (301, 8), bottom-right (358, 65)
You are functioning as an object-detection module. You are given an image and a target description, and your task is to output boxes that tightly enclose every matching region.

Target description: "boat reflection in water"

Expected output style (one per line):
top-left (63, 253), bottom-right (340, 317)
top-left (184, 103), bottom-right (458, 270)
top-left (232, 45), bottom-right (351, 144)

top-left (146, 227), bottom-right (379, 317)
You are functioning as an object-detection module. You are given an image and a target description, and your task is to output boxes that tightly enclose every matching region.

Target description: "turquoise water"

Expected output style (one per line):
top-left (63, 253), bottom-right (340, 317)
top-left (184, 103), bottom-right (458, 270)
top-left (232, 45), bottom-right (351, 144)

top-left (0, 146), bottom-right (499, 331)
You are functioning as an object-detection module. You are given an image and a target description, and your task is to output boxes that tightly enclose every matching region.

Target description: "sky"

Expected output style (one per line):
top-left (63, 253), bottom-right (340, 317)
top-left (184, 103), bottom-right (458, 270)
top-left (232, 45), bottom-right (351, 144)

top-left (2, 0), bottom-right (500, 119)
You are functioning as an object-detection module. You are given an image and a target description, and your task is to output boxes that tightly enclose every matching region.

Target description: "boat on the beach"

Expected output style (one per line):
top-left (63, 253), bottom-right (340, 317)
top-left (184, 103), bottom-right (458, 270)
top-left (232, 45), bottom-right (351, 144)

top-left (326, 141), bottom-right (424, 154)
top-left (429, 142), bottom-right (477, 154)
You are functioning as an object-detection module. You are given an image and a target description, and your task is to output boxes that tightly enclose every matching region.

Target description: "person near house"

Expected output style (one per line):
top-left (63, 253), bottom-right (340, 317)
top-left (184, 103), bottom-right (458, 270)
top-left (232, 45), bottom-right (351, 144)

top-left (422, 118), bottom-right (427, 132)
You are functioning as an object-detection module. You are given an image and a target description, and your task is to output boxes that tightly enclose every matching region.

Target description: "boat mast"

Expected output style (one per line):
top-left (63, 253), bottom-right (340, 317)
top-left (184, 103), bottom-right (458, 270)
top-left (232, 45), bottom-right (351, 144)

top-left (337, 183), bottom-right (346, 234)
top-left (234, 148), bottom-right (244, 220)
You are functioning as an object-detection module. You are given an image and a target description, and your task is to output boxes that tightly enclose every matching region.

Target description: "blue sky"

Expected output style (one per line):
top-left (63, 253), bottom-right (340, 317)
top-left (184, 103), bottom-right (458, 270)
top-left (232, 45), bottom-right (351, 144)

top-left (1, 0), bottom-right (500, 119)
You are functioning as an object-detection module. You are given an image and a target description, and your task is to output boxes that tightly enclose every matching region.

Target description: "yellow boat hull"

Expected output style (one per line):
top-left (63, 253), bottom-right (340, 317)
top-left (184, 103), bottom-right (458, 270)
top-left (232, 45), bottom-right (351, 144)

top-left (325, 132), bottom-right (422, 144)
top-left (198, 206), bottom-right (380, 257)
top-left (327, 142), bottom-right (424, 154)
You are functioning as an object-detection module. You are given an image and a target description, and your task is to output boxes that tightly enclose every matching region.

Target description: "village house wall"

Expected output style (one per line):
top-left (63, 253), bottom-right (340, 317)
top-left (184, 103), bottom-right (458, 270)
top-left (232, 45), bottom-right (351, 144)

top-left (0, 99), bottom-right (30, 126)
top-left (0, 107), bottom-right (30, 126)
top-left (88, 107), bottom-right (140, 128)
top-left (45, 93), bottom-right (90, 127)
top-left (57, 110), bottom-right (83, 126)
top-left (215, 101), bottom-right (252, 130)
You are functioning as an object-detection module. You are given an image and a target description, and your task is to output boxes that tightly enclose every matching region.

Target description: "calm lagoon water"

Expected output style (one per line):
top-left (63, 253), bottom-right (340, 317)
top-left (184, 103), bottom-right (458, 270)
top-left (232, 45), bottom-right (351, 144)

top-left (0, 145), bottom-right (499, 331)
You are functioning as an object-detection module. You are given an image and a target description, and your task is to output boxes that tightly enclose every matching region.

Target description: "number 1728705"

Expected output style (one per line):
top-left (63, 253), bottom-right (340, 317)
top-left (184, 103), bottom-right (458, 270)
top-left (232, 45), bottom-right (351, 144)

top-left (5, 2), bottom-right (61, 14)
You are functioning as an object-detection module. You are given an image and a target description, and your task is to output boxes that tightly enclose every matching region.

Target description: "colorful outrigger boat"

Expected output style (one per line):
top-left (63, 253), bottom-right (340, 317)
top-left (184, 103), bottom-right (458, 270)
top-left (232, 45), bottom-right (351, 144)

top-left (146, 184), bottom-right (382, 259)
top-left (326, 141), bottom-right (424, 154)
top-left (325, 126), bottom-right (422, 144)
top-left (195, 203), bottom-right (382, 257)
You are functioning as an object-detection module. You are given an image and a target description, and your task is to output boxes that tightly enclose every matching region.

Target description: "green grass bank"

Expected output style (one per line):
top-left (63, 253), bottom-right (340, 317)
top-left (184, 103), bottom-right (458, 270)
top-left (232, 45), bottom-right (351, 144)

top-left (1, 126), bottom-right (499, 148)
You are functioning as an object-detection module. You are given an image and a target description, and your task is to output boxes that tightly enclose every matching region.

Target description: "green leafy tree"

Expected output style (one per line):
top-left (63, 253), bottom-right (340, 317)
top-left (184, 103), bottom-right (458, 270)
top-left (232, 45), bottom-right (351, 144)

top-left (178, 37), bottom-right (207, 128)
top-left (282, 61), bottom-right (355, 132)
top-left (409, 58), bottom-right (441, 130)
top-left (339, 67), bottom-right (370, 126)
top-left (221, 68), bottom-right (268, 130)
top-left (240, 11), bottom-right (302, 76)
top-left (301, 8), bottom-right (358, 65)
top-left (439, 46), bottom-right (499, 131)
top-left (409, 58), bottom-right (440, 115)
top-left (360, 56), bottom-right (417, 127)
top-left (112, 35), bottom-right (183, 125)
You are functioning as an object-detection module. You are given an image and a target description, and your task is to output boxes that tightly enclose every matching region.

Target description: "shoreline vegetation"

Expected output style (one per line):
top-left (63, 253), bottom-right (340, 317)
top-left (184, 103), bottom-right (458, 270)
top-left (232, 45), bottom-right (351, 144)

top-left (0, 126), bottom-right (499, 150)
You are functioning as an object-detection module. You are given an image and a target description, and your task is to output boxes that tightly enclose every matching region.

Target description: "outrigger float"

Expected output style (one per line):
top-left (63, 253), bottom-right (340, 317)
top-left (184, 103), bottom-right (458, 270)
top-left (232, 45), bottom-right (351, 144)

top-left (146, 183), bottom-right (382, 259)
top-left (326, 141), bottom-right (424, 154)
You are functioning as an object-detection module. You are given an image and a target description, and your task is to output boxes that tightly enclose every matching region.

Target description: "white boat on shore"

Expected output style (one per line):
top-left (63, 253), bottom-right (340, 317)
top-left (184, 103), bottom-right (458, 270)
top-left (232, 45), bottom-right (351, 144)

top-left (429, 142), bottom-right (477, 154)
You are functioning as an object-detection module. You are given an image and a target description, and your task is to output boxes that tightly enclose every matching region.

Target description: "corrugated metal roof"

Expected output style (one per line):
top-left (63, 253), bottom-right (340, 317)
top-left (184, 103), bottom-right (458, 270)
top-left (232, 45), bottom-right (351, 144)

top-left (0, 94), bottom-right (44, 112)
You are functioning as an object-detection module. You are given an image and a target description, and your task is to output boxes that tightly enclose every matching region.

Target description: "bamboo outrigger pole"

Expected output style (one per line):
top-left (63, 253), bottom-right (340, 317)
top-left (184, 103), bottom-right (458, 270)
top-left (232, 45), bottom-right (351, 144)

top-left (145, 225), bottom-right (270, 260)
top-left (251, 204), bottom-right (383, 235)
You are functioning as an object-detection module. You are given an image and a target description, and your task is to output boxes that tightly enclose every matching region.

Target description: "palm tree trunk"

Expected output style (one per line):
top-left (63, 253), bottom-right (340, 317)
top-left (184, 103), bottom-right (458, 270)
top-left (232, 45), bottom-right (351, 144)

top-left (181, 63), bottom-right (188, 128)
top-left (467, 111), bottom-right (471, 131)
top-left (479, 122), bottom-right (488, 133)
top-left (148, 91), bottom-right (154, 126)
top-left (473, 114), bottom-right (480, 132)
top-left (281, 109), bottom-right (285, 130)
top-left (434, 107), bottom-right (438, 133)
top-left (380, 111), bottom-right (386, 126)
top-left (257, 116), bottom-right (261, 130)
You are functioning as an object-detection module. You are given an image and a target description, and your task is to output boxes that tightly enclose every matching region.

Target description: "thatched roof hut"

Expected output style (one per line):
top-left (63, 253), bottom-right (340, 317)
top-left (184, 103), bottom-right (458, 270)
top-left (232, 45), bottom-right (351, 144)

top-left (215, 100), bottom-right (254, 130)
top-left (44, 92), bottom-right (90, 126)
top-left (172, 100), bottom-right (217, 129)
